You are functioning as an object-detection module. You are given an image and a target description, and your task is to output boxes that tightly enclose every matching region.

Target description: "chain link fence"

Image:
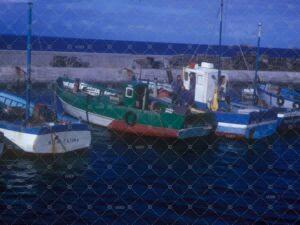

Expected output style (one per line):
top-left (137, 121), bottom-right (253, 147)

top-left (0, 1), bottom-right (299, 225)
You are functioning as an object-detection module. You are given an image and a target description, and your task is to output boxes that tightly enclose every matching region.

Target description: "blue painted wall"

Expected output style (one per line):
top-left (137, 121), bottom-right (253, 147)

top-left (0, 34), bottom-right (299, 58)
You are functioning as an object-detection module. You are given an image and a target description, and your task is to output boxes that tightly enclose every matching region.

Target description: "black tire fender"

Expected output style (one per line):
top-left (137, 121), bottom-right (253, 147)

top-left (124, 111), bottom-right (137, 126)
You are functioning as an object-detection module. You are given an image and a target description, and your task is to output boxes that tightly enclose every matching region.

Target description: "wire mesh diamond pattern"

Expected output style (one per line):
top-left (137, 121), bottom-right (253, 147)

top-left (0, 1), bottom-right (299, 225)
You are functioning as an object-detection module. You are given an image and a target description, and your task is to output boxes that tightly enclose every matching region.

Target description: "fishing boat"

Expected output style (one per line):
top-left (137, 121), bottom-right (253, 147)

top-left (178, 0), bottom-right (279, 140)
top-left (0, 3), bottom-right (91, 154)
top-left (251, 83), bottom-right (300, 131)
top-left (257, 84), bottom-right (300, 110)
top-left (252, 24), bottom-right (300, 130)
top-left (182, 62), bottom-right (279, 139)
top-left (56, 77), bottom-right (216, 139)
top-left (0, 91), bottom-right (91, 154)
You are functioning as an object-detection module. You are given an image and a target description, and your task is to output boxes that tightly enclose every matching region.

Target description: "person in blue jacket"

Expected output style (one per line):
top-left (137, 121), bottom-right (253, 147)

top-left (172, 75), bottom-right (184, 105)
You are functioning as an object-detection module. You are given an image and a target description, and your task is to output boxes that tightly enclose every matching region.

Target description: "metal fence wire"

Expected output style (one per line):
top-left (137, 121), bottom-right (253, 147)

top-left (0, 1), bottom-right (299, 225)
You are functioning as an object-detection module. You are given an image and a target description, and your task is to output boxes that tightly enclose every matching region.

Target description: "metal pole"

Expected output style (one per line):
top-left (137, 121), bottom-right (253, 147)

top-left (52, 84), bottom-right (57, 122)
top-left (25, 2), bottom-right (33, 125)
top-left (254, 23), bottom-right (262, 101)
top-left (217, 0), bottom-right (223, 80)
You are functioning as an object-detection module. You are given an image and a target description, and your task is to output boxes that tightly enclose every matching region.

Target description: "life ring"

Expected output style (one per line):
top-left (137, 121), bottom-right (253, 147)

top-left (124, 111), bottom-right (137, 126)
top-left (277, 96), bottom-right (284, 106)
top-left (293, 102), bottom-right (300, 110)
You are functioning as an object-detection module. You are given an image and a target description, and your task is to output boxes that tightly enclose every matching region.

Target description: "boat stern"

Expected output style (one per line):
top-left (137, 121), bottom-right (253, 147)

top-left (32, 123), bottom-right (91, 154)
top-left (215, 110), bottom-right (279, 140)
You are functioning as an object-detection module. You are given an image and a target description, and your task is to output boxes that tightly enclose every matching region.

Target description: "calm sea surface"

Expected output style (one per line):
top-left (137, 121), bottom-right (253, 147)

top-left (0, 87), bottom-right (299, 224)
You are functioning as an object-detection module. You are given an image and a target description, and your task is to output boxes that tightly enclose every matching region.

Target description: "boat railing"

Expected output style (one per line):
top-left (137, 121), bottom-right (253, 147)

top-left (0, 92), bottom-right (34, 110)
top-left (0, 95), bottom-right (25, 108)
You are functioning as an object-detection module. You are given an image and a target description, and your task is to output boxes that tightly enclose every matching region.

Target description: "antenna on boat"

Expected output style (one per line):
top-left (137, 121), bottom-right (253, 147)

top-left (25, 1), bottom-right (33, 126)
top-left (253, 22), bottom-right (262, 105)
top-left (217, 0), bottom-right (224, 81)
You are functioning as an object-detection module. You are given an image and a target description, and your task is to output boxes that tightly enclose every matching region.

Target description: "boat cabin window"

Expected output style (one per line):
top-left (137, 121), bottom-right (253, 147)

top-left (125, 87), bottom-right (134, 98)
top-left (184, 72), bottom-right (189, 81)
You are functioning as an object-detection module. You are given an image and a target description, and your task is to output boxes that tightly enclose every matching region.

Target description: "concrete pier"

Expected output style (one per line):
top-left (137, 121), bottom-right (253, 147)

top-left (0, 50), bottom-right (299, 84)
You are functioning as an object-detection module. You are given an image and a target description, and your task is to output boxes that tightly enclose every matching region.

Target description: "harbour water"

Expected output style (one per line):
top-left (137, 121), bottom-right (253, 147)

top-left (0, 87), bottom-right (299, 224)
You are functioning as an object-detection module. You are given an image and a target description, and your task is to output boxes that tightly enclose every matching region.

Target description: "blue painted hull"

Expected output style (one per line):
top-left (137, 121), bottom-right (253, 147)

top-left (215, 111), bottom-right (278, 139)
top-left (194, 101), bottom-right (279, 140)
top-left (276, 110), bottom-right (300, 131)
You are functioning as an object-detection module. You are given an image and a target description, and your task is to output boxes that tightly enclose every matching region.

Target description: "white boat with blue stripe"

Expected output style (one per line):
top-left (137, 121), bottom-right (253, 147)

top-left (0, 3), bottom-right (91, 154)
top-left (0, 92), bottom-right (91, 154)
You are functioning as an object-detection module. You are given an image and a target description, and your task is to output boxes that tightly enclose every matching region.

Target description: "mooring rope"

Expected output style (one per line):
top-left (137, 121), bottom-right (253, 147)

top-left (48, 124), bottom-right (68, 153)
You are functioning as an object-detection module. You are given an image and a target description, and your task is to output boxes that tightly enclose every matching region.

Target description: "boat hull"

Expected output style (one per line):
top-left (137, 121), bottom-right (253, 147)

top-left (0, 122), bottom-right (91, 154)
top-left (214, 110), bottom-right (279, 140)
top-left (108, 120), bottom-right (212, 139)
top-left (59, 96), bottom-right (113, 127)
top-left (277, 110), bottom-right (300, 131)
top-left (215, 120), bottom-right (278, 139)
top-left (59, 96), bottom-right (212, 139)
top-left (193, 98), bottom-right (279, 140)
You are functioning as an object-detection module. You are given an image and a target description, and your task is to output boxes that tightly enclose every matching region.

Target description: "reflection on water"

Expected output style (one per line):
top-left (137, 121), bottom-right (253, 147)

top-left (0, 129), bottom-right (299, 224)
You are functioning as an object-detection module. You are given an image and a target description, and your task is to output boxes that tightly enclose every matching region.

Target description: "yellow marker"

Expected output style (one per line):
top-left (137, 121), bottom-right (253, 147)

top-left (211, 88), bottom-right (219, 111)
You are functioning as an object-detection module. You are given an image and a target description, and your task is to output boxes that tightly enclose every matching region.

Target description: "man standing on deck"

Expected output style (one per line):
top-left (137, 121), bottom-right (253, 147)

top-left (172, 75), bottom-right (184, 105)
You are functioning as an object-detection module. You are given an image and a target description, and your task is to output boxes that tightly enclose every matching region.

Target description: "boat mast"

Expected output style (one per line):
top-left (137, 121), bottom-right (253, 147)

top-left (25, 2), bottom-right (33, 125)
top-left (254, 23), bottom-right (262, 102)
top-left (217, 0), bottom-right (224, 81)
